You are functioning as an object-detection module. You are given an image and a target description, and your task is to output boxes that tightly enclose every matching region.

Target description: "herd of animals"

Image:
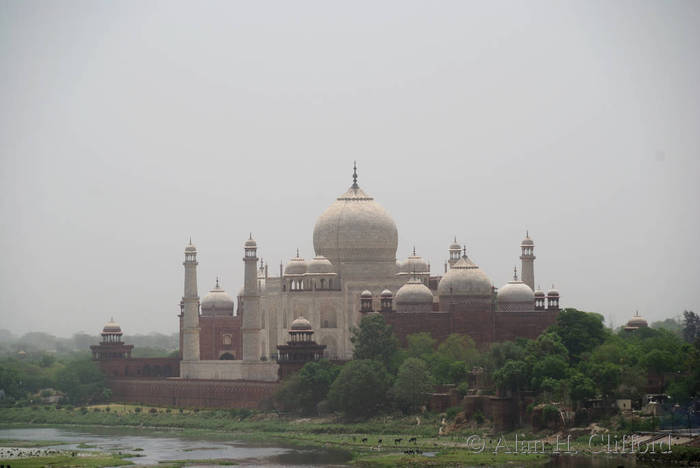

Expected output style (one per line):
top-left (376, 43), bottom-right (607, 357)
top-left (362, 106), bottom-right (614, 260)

top-left (352, 436), bottom-right (423, 453)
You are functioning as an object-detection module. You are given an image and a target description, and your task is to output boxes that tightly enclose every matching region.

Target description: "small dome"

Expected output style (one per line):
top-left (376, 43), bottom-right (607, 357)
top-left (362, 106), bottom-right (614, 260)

top-left (395, 279), bottom-right (433, 306)
top-left (201, 279), bottom-right (235, 315)
top-left (102, 318), bottom-right (122, 334)
top-left (291, 316), bottom-right (313, 331)
top-left (361, 289), bottom-right (372, 298)
top-left (521, 232), bottom-right (534, 246)
top-left (534, 286), bottom-right (546, 297)
top-left (244, 236), bottom-right (257, 248)
top-left (547, 287), bottom-right (560, 297)
top-left (438, 255), bottom-right (492, 297)
top-left (399, 249), bottom-right (429, 274)
top-left (185, 239), bottom-right (197, 252)
top-left (284, 254), bottom-right (308, 275)
top-left (380, 288), bottom-right (393, 298)
top-left (307, 256), bottom-right (335, 275)
top-left (497, 282), bottom-right (535, 304)
top-left (627, 312), bottom-right (648, 328)
top-left (449, 237), bottom-right (461, 251)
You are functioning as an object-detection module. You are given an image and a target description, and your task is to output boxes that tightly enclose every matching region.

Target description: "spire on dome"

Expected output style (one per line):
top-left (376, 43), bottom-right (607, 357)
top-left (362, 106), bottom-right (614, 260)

top-left (412, 245), bottom-right (416, 256)
top-left (215, 276), bottom-right (220, 288)
top-left (352, 161), bottom-right (358, 188)
top-left (296, 248), bottom-right (300, 258)
top-left (513, 266), bottom-right (518, 281)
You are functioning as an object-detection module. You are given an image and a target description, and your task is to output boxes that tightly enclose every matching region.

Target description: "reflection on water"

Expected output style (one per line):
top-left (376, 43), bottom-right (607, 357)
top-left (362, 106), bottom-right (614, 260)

top-left (0, 427), bottom-right (352, 466)
top-left (545, 453), bottom-right (648, 467)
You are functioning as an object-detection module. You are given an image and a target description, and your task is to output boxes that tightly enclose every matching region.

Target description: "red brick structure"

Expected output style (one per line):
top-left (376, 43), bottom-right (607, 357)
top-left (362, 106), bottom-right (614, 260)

top-left (380, 307), bottom-right (558, 348)
top-left (98, 357), bottom-right (180, 378)
top-left (108, 378), bottom-right (278, 408)
top-left (183, 314), bottom-right (243, 360)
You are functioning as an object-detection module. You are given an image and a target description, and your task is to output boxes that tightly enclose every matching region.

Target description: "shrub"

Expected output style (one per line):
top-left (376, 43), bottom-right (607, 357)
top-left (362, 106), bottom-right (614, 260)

top-left (149, 408), bottom-right (157, 414)
top-left (328, 359), bottom-right (391, 419)
top-left (446, 406), bottom-right (461, 420)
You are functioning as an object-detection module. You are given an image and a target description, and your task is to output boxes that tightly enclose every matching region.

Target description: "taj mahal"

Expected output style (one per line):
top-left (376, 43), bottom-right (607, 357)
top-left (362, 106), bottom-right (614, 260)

top-left (176, 164), bottom-right (561, 382)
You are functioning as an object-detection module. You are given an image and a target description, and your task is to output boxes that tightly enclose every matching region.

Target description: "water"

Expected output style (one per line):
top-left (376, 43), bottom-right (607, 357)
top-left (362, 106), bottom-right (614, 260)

top-left (0, 427), bottom-right (351, 466)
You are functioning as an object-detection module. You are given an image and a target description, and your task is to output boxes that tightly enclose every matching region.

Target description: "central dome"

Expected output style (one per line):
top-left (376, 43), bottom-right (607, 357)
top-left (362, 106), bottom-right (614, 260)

top-left (313, 173), bottom-right (398, 264)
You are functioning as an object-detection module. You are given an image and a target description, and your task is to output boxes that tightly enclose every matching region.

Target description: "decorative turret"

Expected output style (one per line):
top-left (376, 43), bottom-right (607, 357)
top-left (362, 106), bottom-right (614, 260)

top-left (380, 289), bottom-right (393, 312)
top-left (534, 285), bottom-right (546, 310)
top-left (448, 237), bottom-right (461, 268)
top-left (182, 238), bottom-right (200, 361)
top-left (242, 234), bottom-right (261, 361)
top-left (360, 290), bottom-right (373, 313)
top-left (520, 231), bottom-right (535, 290)
top-left (546, 285), bottom-right (560, 310)
top-left (90, 318), bottom-right (134, 360)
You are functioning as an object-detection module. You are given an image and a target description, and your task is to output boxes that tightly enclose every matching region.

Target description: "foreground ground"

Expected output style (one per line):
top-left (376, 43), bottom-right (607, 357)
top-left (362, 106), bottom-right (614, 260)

top-left (1, 404), bottom-right (699, 466)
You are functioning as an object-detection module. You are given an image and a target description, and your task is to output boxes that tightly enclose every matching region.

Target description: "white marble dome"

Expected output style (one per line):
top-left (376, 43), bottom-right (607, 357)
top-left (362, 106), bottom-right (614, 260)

top-left (201, 280), bottom-right (235, 316)
top-left (399, 251), bottom-right (429, 274)
top-left (102, 318), bottom-right (122, 334)
top-left (284, 255), bottom-right (308, 275)
top-left (313, 182), bottom-right (398, 264)
top-left (438, 256), bottom-right (493, 297)
top-left (291, 316), bottom-right (313, 330)
top-left (395, 279), bottom-right (434, 305)
top-left (307, 256), bottom-right (335, 275)
top-left (497, 281), bottom-right (534, 304)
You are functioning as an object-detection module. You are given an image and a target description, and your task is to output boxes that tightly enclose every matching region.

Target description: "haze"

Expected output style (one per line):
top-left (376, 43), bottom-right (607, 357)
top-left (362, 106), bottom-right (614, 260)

top-left (1, 0), bottom-right (699, 337)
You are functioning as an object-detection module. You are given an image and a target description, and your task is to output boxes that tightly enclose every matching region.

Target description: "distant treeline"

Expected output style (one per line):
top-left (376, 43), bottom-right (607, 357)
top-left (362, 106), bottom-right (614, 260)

top-left (0, 329), bottom-right (179, 356)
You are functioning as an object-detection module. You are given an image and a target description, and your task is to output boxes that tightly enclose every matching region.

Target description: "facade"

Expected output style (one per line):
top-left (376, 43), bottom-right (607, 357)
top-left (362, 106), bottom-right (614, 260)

top-left (180, 165), bottom-right (561, 370)
top-left (95, 165), bottom-right (563, 407)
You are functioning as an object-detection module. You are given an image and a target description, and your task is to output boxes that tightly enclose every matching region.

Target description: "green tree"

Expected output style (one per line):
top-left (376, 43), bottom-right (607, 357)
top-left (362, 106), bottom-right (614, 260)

top-left (405, 332), bottom-right (436, 358)
top-left (328, 360), bottom-right (391, 419)
top-left (351, 314), bottom-right (398, 371)
top-left (0, 366), bottom-right (22, 399)
top-left (568, 372), bottom-right (596, 405)
top-left (273, 360), bottom-right (341, 415)
top-left (390, 358), bottom-right (434, 414)
top-left (531, 355), bottom-right (569, 391)
top-left (55, 359), bottom-right (106, 405)
top-left (549, 308), bottom-right (606, 361)
top-left (437, 334), bottom-right (478, 364)
top-left (682, 310), bottom-right (699, 344)
top-left (493, 360), bottom-right (529, 394)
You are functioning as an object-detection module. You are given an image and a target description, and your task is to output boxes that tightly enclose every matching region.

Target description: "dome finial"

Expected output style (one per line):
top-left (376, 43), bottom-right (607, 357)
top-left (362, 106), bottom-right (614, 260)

top-left (296, 248), bottom-right (300, 258)
top-left (412, 245), bottom-right (416, 256)
top-left (352, 161), bottom-right (358, 188)
top-left (462, 245), bottom-right (467, 257)
top-left (526, 229), bottom-right (529, 238)
top-left (513, 266), bottom-right (518, 281)
top-left (189, 236), bottom-right (192, 245)
top-left (216, 276), bottom-right (220, 288)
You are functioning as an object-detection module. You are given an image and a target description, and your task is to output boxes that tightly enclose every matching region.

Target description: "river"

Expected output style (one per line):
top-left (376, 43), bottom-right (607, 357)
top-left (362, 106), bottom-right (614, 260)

top-left (0, 426), bottom-right (352, 466)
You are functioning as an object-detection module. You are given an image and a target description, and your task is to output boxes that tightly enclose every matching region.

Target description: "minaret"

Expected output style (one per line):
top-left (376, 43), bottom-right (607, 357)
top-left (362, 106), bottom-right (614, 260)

top-left (520, 231), bottom-right (535, 290)
top-left (182, 239), bottom-right (200, 361)
top-left (448, 237), bottom-right (461, 268)
top-left (242, 234), bottom-right (261, 361)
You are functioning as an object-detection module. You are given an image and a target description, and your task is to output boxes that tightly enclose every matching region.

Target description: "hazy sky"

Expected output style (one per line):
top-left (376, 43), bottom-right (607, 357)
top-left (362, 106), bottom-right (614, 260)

top-left (1, 0), bottom-right (699, 337)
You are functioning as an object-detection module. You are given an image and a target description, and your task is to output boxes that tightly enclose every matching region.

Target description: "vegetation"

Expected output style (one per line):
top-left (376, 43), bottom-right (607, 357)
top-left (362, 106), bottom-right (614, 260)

top-left (271, 308), bottom-right (700, 422)
top-left (0, 355), bottom-right (108, 406)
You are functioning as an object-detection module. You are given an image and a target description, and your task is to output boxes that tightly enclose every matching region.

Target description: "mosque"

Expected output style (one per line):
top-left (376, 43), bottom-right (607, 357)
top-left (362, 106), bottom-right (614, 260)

top-left (177, 165), bottom-right (561, 382)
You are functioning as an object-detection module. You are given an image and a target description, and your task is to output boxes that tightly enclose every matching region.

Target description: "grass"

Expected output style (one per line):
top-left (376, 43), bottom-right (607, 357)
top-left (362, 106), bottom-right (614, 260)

top-left (6, 453), bottom-right (133, 468)
top-left (0, 439), bottom-right (69, 447)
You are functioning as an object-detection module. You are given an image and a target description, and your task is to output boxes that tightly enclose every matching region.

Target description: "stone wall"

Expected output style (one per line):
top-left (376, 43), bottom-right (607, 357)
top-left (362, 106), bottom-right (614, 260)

top-left (98, 357), bottom-right (180, 379)
top-left (108, 378), bottom-right (279, 409)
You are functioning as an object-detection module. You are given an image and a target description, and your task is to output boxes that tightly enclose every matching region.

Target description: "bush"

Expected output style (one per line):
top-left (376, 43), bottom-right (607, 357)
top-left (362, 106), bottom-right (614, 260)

top-left (149, 408), bottom-right (157, 414)
top-left (446, 406), bottom-right (461, 420)
top-left (328, 360), bottom-right (391, 419)
top-left (474, 410), bottom-right (485, 424)
top-left (134, 407), bottom-right (142, 413)
top-left (390, 358), bottom-right (434, 414)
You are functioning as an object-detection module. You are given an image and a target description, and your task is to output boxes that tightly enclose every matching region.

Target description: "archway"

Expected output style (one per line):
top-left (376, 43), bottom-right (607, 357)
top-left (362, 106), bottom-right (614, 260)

top-left (219, 352), bottom-right (235, 360)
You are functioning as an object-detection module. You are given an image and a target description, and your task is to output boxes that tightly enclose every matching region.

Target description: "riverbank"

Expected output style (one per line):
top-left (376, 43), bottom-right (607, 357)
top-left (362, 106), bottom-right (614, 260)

top-left (2, 404), bottom-right (698, 466)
